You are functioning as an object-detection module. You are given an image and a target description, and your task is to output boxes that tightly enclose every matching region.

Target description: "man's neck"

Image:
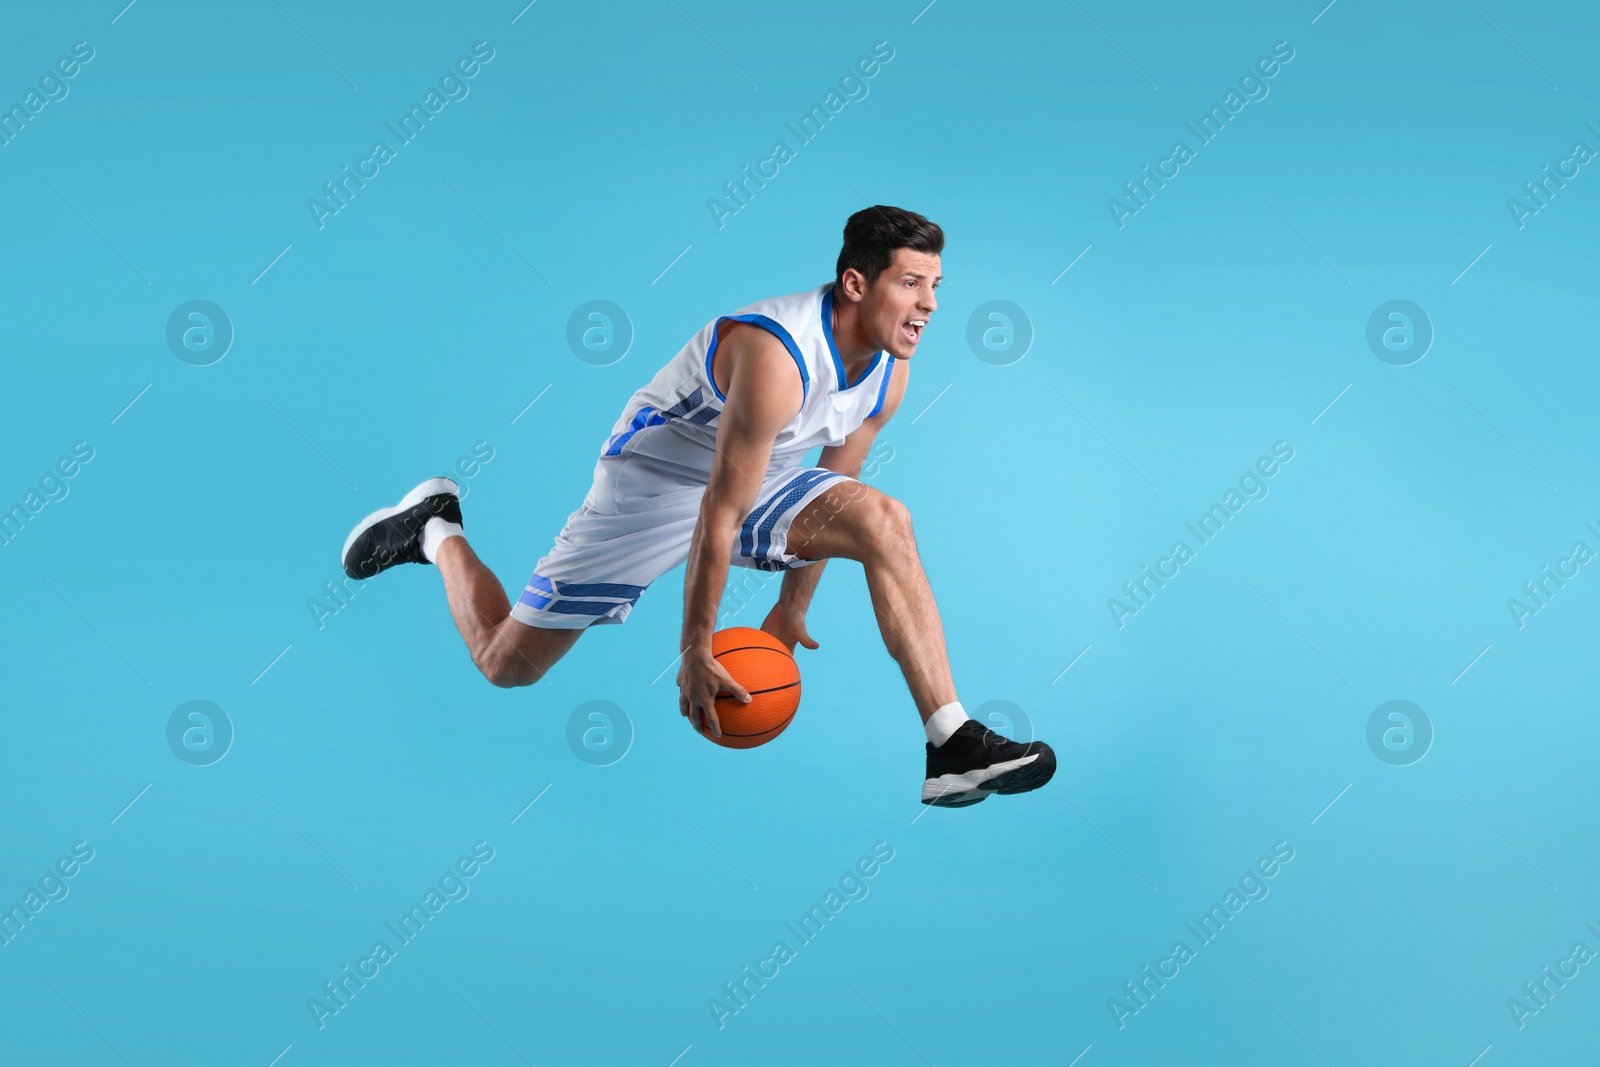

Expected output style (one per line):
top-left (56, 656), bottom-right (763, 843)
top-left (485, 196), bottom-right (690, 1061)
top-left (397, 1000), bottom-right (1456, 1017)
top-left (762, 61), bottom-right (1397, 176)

top-left (830, 291), bottom-right (879, 383)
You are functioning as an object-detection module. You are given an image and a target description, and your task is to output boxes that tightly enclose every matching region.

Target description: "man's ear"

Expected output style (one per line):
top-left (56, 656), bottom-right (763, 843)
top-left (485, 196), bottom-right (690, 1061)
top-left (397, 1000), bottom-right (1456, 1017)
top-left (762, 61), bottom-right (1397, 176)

top-left (838, 267), bottom-right (868, 302)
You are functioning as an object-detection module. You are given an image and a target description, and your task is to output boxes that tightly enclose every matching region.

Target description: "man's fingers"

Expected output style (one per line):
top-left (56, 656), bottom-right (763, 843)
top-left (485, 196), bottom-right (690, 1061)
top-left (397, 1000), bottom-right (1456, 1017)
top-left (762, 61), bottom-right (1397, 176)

top-left (703, 701), bottom-right (722, 738)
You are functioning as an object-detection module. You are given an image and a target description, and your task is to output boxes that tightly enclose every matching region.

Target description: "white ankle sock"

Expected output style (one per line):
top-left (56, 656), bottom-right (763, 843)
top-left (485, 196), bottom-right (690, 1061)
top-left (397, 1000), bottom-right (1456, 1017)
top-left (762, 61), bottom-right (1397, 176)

top-left (421, 517), bottom-right (464, 564)
top-left (925, 701), bottom-right (969, 747)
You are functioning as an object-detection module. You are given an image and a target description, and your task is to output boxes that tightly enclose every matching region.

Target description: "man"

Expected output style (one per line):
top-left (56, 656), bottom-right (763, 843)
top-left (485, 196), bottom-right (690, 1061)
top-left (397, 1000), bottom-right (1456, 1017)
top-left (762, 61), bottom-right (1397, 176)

top-left (340, 206), bottom-right (1054, 807)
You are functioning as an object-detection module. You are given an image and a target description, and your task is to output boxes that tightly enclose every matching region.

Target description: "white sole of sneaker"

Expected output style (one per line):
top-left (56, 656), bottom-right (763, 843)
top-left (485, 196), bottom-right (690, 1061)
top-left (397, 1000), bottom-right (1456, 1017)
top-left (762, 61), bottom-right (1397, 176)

top-left (921, 753), bottom-right (1040, 804)
top-left (340, 477), bottom-right (460, 567)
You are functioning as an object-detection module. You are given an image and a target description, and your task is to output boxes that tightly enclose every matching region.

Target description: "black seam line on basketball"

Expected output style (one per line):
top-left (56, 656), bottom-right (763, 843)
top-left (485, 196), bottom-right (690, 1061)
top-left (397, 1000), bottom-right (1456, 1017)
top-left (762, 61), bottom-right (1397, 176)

top-left (722, 680), bottom-right (800, 698)
top-left (718, 711), bottom-right (797, 738)
top-left (713, 644), bottom-right (792, 658)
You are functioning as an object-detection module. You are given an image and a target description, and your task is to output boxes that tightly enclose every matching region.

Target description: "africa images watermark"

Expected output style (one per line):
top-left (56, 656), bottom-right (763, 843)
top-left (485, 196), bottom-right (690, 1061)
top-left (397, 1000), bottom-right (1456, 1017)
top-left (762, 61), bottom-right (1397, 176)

top-left (1, 441), bottom-right (96, 549)
top-left (707, 841), bottom-right (896, 1030)
top-left (1107, 442), bottom-right (1295, 629)
top-left (707, 41), bottom-right (896, 230)
top-left (0, 40), bottom-right (96, 149)
top-left (1506, 919), bottom-right (1600, 1030)
top-left (1107, 40), bottom-right (1296, 229)
top-left (0, 842), bottom-right (97, 948)
top-left (1108, 841), bottom-right (1296, 1029)
top-left (1506, 520), bottom-right (1600, 630)
top-left (306, 841), bottom-right (496, 1029)
top-left (1506, 118), bottom-right (1600, 230)
top-left (308, 42), bottom-right (497, 229)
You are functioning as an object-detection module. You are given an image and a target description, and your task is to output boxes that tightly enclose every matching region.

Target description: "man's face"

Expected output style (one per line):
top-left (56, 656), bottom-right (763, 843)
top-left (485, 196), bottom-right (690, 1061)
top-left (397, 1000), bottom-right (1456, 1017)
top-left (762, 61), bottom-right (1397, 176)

top-left (854, 248), bottom-right (941, 360)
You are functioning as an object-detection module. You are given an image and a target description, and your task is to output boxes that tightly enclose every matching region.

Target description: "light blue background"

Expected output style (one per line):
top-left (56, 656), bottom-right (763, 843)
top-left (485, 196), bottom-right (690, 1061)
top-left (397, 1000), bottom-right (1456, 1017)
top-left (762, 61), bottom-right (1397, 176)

top-left (2, 1), bottom-right (1597, 1064)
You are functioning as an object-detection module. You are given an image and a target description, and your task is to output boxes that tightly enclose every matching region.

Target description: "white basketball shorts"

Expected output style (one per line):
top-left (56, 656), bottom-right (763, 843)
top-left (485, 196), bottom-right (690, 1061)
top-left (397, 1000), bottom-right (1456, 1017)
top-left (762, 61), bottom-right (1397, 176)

top-left (509, 451), bottom-right (856, 629)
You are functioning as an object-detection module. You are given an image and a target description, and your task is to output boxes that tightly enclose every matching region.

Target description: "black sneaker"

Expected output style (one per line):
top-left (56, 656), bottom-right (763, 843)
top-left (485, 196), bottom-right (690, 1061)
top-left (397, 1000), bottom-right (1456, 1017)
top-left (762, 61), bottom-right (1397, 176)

top-left (341, 477), bottom-right (462, 580)
top-left (922, 720), bottom-right (1056, 807)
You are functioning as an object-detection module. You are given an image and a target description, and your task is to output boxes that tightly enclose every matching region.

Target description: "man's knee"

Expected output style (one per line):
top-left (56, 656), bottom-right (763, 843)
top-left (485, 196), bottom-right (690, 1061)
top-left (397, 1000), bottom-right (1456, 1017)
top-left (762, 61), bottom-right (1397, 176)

top-left (862, 492), bottom-right (915, 560)
top-left (478, 649), bottom-right (542, 688)
top-left (475, 625), bottom-right (560, 688)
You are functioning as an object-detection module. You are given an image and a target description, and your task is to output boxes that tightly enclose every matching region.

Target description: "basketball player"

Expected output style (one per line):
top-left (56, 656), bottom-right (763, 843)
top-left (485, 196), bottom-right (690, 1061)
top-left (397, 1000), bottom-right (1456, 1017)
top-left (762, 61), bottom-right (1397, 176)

top-left (341, 206), bottom-right (1055, 807)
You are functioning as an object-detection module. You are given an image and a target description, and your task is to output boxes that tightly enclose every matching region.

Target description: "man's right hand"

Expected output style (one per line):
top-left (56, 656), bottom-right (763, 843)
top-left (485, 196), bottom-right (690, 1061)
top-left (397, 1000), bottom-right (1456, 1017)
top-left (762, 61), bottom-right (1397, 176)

top-left (677, 650), bottom-right (751, 738)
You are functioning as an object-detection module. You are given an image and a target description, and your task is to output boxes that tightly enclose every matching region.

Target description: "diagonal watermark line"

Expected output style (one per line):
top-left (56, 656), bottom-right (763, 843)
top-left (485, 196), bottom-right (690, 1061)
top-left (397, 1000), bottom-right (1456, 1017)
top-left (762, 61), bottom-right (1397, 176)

top-left (1054, 786), bottom-right (1158, 889)
top-left (1450, 383), bottom-right (1557, 489)
top-left (1051, 644), bottom-right (1093, 684)
top-left (652, 649), bottom-right (685, 686)
top-left (266, 1044), bottom-right (292, 1067)
top-left (1051, 384), bottom-right (1157, 488)
top-left (511, 784), bottom-right (551, 824)
top-left (111, 783), bottom-right (152, 824)
top-left (44, 978), bottom-right (136, 1066)
top-left (909, 382), bottom-right (951, 424)
top-left (666, 1044), bottom-right (693, 1067)
top-left (1451, 643), bottom-right (1492, 685)
top-left (1244, 177), bottom-right (1349, 283)
top-left (1310, 0), bottom-right (1339, 23)
top-left (445, 178), bottom-right (551, 282)
top-left (1464, 0), bottom-right (1558, 89)
top-left (265, 0), bottom-right (358, 89)
top-left (1066, 1045), bottom-right (1093, 1067)
top-left (111, 0), bottom-right (139, 23)
top-left (511, 0), bottom-right (538, 23)
top-left (251, 644), bottom-right (293, 685)
top-left (652, 244), bottom-right (693, 285)
top-left (910, 0), bottom-right (938, 23)
top-left (1451, 244), bottom-right (1492, 285)
top-left (1452, 782), bottom-right (1558, 889)
top-left (444, 977), bottom-right (536, 1064)
top-left (1243, 576), bottom-right (1351, 684)
top-left (252, 243), bottom-right (292, 285)
top-left (112, 383), bottom-right (152, 424)
top-left (1244, 976), bottom-right (1336, 1065)
top-left (1051, 244), bottom-right (1093, 284)
top-left (1311, 783), bottom-right (1351, 824)
top-left (253, 783), bottom-right (360, 889)
top-left (43, 576), bottom-right (151, 683)
top-left (651, 781), bottom-right (758, 889)
top-left (251, 384), bottom-right (360, 490)
top-left (45, 177), bottom-right (151, 284)
top-left (665, 0), bottom-right (758, 89)
top-left (1065, 0), bottom-right (1157, 89)
top-left (511, 384), bottom-right (553, 425)
top-left (845, 978), bottom-right (938, 1066)
top-left (1466, 1043), bottom-right (1492, 1067)
top-left (1311, 383), bottom-right (1351, 424)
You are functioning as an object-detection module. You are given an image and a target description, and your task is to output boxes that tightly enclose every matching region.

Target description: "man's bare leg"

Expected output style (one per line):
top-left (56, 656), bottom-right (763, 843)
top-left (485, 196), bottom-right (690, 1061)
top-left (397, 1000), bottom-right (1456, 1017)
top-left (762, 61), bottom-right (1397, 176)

top-left (779, 477), bottom-right (1054, 806)
top-left (434, 537), bottom-right (582, 688)
top-left (780, 482), bottom-right (957, 721)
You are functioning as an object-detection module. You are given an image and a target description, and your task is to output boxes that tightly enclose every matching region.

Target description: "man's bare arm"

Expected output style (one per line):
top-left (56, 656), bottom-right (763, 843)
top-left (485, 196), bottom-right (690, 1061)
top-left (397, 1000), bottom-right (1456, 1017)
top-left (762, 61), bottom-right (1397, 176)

top-left (763, 357), bottom-right (911, 648)
top-left (677, 323), bottom-right (804, 736)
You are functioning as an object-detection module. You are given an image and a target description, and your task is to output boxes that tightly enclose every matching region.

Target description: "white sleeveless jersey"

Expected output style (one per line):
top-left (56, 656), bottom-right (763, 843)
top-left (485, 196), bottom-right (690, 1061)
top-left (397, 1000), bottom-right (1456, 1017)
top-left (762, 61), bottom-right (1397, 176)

top-left (599, 283), bottom-right (895, 472)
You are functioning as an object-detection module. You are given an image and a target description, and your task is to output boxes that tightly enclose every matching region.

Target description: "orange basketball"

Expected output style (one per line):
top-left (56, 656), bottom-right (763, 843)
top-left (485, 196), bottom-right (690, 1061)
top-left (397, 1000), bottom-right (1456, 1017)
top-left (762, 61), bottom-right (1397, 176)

top-left (705, 626), bottom-right (801, 749)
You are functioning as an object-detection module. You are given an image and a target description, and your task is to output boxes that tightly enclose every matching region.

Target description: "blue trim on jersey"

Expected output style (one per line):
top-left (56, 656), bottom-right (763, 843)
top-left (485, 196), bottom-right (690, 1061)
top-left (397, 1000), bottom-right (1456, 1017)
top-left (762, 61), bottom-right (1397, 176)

top-left (603, 388), bottom-right (707, 456)
top-left (603, 404), bottom-right (663, 457)
top-left (868, 356), bottom-right (895, 418)
top-left (752, 469), bottom-right (843, 562)
top-left (820, 286), bottom-right (884, 391)
top-left (705, 315), bottom-right (810, 405)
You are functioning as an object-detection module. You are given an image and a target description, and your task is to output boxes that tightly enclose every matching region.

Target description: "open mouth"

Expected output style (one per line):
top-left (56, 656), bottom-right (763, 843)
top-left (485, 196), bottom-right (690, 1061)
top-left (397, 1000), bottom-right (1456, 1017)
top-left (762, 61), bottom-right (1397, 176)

top-left (901, 318), bottom-right (927, 345)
